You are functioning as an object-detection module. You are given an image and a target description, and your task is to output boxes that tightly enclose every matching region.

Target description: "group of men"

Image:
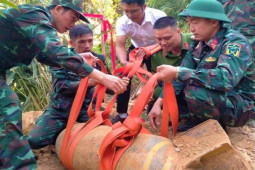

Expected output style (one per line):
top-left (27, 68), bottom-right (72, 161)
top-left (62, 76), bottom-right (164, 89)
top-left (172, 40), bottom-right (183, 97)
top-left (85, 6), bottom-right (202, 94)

top-left (0, 0), bottom-right (254, 169)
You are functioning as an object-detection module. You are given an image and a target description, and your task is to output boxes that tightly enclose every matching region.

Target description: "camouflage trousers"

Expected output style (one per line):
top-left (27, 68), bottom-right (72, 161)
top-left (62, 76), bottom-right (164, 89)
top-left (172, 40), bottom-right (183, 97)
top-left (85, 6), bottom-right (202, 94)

top-left (28, 102), bottom-right (90, 149)
top-left (0, 76), bottom-right (37, 169)
top-left (183, 84), bottom-right (255, 127)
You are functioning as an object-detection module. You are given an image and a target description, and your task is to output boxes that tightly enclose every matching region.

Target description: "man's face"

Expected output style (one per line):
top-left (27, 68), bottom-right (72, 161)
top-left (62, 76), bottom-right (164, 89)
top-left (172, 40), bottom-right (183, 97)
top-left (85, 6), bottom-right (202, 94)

top-left (53, 5), bottom-right (80, 33)
top-left (187, 17), bottom-right (215, 42)
top-left (122, 3), bottom-right (146, 23)
top-left (154, 26), bottom-right (181, 52)
top-left (70, 34), bottom-right (93, 53)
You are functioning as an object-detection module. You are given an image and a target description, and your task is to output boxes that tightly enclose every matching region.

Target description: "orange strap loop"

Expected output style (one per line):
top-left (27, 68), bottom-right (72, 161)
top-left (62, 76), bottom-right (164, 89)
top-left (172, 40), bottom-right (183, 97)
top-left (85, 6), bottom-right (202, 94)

top-left (161, 83), bottom-right (179, 137)
top-left (59, 58), bottom-right (94, 169)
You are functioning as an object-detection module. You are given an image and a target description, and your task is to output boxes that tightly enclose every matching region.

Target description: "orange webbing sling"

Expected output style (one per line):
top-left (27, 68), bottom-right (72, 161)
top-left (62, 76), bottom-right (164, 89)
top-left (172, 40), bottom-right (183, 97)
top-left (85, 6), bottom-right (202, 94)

top-left (59, 54), bottom-right (153, 169)
top-left (99, 45), bottom-right (178, 170)
top-left (59, 59), bottom-right (104, 169)
top-left (60, 44), bottom-right (178, 170)
top-left (98, 78), bottom-right (179, 170)
top-left (99, 73), bottom-right (158, 170)
top-left (129, 44), bottom-right (178, 137)
top-left (161, 83), bottom-right (179, 137)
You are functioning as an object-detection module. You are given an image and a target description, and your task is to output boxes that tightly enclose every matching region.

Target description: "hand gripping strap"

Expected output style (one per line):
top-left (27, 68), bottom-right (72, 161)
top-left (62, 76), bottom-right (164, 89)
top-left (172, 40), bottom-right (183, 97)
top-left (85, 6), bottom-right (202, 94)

top-left (128, 44), bottom-right (162, 62)
top-left (113, 44), bottom-right (161, 79)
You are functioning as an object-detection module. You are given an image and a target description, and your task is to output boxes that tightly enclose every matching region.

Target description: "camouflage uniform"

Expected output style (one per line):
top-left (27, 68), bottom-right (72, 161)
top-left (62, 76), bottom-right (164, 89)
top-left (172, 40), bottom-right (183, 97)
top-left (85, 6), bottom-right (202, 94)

top-left (177, 27), bottom-right (255, 127)
top-left (0, 4), bottom-right (92, 170)
top-left (28, 52), bottom-right (107, 149)
top-left (217, 0), bottom-right (255, 54)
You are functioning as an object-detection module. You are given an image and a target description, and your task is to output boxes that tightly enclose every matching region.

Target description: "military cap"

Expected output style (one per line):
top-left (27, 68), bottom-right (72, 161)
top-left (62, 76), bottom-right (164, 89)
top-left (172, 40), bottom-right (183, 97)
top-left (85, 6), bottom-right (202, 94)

top-left (178, 0), bottom-right (231, 23)
top-left (50, 0), bottom-right (89, 23)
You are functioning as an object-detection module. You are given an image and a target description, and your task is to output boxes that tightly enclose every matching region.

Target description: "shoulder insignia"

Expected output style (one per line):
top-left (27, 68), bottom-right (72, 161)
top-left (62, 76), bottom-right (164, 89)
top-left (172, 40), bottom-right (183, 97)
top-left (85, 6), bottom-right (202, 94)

top-left (225, 43), bottom-right (241, 57)
top-left (205, 56), bottom-right (216, 62)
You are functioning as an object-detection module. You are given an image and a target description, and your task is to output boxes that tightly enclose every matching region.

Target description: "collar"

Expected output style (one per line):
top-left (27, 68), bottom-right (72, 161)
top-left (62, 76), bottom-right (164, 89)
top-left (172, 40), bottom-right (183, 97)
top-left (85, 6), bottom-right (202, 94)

top-left (205, 28), bottom-right (226, 50)
top-left (46, 6), bottom-right (54, 23)
top-left (181, 33), bottom-right (192, 50)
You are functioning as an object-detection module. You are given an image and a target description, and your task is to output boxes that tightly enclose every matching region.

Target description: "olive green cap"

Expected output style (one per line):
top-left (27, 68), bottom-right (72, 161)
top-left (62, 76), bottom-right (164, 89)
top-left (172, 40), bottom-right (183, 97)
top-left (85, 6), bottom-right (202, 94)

top-left (178, 0), bottom-right (231, 23)
top-left (50, 0), bottom-right (89, 23)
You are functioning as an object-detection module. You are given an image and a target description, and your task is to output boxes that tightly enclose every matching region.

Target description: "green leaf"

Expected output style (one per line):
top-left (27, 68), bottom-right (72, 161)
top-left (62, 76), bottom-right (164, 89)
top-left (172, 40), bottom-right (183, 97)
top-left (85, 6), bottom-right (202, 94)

top-left (6, 71), bottom-right (15, 85)
top-left (0, 10), bottom-right (6, 18)
top-left (0, 0), bottom-right (18, 10)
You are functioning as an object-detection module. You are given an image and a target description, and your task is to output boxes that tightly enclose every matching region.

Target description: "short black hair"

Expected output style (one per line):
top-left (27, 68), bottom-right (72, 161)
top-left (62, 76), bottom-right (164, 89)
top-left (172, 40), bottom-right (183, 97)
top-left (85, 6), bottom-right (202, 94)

top-left (69, 24), bottom-right (93, 40)
top-left (153, 16), bottom-right (177, 29)
top-left (121, 0), bottom-right (145, 7)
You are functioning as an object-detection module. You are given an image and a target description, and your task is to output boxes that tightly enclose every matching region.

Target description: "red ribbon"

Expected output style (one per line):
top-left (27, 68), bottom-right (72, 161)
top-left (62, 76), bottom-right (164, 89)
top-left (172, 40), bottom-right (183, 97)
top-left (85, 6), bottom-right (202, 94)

top-left (83, 13), bottom-right (116, 71)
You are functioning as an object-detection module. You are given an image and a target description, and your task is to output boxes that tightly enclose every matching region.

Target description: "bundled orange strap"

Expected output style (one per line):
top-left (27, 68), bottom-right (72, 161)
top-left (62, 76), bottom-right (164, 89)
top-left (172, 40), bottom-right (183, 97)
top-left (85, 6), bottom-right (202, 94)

top-left (99, 74), bottom-right (158, 170)
top-left (98, 78), bottom-right (179, 170)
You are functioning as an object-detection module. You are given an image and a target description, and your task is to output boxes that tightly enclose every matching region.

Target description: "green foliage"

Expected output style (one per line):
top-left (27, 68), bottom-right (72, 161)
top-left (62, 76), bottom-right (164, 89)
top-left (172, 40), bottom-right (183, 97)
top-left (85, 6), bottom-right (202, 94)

top-left (7, 60), bottom-right (52, 111)
top-left (0, 0), bottom-right (18, 17)
top-left (9, 0), bottom-right (48, 6)
top-left (147, 0), bottom-right (191, 32)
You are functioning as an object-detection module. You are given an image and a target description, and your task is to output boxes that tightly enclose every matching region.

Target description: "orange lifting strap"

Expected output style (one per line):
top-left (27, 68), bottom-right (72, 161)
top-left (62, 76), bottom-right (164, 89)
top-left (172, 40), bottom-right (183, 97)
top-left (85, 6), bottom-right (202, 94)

top-left (59, 44), bottom-right (178, 170)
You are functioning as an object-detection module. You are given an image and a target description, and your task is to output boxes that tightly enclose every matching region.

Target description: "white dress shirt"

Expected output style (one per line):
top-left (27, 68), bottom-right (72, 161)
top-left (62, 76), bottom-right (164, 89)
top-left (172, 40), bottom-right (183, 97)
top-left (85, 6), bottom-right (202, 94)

top-left (116, 7), bottom-right (167, 47)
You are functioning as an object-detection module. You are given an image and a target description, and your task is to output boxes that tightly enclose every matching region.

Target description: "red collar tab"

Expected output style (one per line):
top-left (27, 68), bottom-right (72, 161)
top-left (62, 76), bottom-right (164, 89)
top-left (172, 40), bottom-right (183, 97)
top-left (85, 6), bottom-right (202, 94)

top-left (210, 38), bottom-right (218, 50)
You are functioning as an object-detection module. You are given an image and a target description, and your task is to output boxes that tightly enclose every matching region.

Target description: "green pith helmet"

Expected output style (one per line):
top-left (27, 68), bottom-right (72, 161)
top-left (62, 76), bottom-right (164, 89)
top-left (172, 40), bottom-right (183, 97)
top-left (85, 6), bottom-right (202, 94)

top-left (178, 0), bottom-right (231, 23)
top-left (50, 0), bottom-right (89, 23)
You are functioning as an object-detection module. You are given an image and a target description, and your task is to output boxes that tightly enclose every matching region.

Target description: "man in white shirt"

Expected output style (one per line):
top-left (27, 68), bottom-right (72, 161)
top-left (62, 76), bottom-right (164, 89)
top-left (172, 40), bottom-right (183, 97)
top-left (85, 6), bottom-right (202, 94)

top-left (114, 0), bottom-right (166, 122)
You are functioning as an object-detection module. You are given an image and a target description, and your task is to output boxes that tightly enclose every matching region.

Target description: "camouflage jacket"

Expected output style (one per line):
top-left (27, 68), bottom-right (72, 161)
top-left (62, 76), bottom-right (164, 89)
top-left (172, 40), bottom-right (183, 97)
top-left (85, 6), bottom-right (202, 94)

top-left (0, 4), bottom-right (93, 76)
top-left (177, 28), bottom-right (255, 102)
top-left (49, 51), bottom-right (107, 110)
top-left (218, 0), bottom-right (255, 53)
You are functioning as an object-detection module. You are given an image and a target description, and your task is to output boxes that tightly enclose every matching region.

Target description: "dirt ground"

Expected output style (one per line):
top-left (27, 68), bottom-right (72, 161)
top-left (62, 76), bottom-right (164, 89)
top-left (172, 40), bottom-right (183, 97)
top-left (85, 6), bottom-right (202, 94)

top-left (22, 110), bottom-right (255, 170)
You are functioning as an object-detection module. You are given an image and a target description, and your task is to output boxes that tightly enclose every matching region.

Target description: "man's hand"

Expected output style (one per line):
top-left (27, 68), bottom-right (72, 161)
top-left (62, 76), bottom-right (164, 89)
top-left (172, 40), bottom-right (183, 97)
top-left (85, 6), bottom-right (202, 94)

top-left (88, 78), bottom-right (98, 87)
top-left (79, 52), bottom-right (98, 67)
top-left (134, 48), bottom-right (146, 59)
top-left (101, 74), bottom-right (129, 94)
top-left (148, 98), bottom-right (163, 131)
top-left (121, 76), bottom-right (130, 84)
top-left (157, 65), bottom-right (179, 82)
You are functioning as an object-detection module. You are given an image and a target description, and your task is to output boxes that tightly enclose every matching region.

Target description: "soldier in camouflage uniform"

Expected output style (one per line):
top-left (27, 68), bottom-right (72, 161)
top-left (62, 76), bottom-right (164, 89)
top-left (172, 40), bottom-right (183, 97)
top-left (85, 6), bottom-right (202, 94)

top-left (28, 24), bottom-right (109, 149)
top-left (0, 1), bottom-right (127, 169)
top-left (217, 0), bottom-right (255, 55)
top-left (149, 0), bottom-right (255, 132)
